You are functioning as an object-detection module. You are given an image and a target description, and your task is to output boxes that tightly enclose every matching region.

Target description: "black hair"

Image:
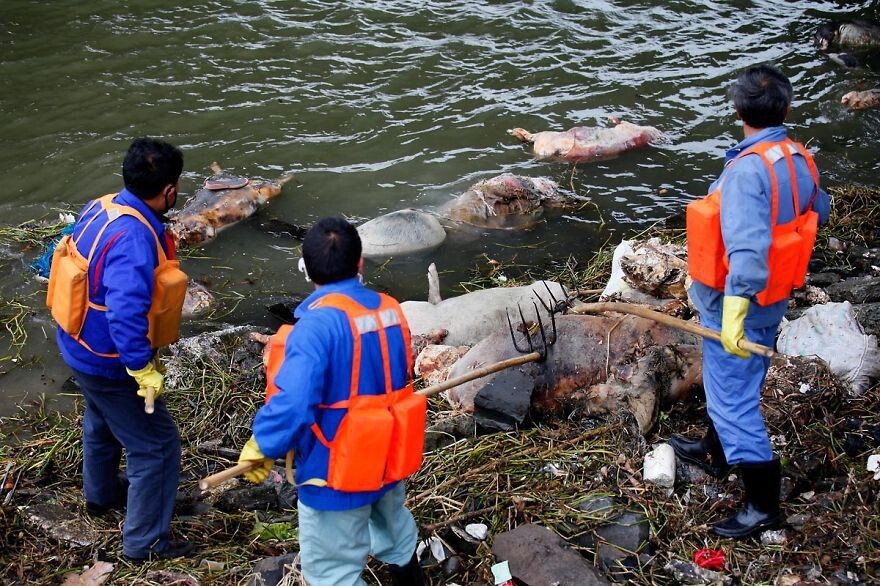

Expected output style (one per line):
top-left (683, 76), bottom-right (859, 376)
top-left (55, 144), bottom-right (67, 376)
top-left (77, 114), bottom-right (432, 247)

top-left (729, 64), bottom-right (793, 129)
top-left (122, 137), bottom-right (184, 199)
top-left (302, 217), bottom-right (362, 285)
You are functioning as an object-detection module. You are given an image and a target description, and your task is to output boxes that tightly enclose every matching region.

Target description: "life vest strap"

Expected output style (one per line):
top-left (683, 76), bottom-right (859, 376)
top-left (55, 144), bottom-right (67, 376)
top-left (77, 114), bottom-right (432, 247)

top-left (67, 193), bottom-right (177, 356)
top-left (310, 292), bottom-right (410, 400)
top-left (733, 138), bottom-right (819, 227)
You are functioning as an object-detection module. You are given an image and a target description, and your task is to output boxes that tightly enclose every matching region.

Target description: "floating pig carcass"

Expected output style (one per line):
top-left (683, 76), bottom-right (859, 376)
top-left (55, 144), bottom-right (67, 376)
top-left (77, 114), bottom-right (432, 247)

top-left (441, 173), bottom-right (567, 230)
top-left (356, 174), bottom-right (571, 259)
top-left (168, 163), bottom-right (293, 247)
top-left (509, 119), bottom-right (664, 163)
top-left (841, 88), bottom-right (880, 110)
top-left (815, 20), bottom-right (880, 50)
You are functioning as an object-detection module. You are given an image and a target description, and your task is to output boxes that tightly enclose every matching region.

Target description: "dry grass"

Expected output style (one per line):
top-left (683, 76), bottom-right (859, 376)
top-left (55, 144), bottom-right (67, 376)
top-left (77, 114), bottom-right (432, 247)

top-left (0, 185), bottom-right (878, 584)
top-left (822, 184), bottom-right (880, 245)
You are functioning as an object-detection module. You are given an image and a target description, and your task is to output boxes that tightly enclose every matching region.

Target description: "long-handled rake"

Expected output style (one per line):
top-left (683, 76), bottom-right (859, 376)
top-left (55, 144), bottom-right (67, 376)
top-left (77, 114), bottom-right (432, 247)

top-left (533, 280), bottom-right (774, 358)
top-left (198, 301), bottom-right (558, 490)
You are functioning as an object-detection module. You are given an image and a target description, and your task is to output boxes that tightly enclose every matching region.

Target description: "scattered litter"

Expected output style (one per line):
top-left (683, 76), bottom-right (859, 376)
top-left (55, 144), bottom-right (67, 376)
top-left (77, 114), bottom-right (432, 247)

top-left (770, 434), bottom-right (788, 448)
top-left (666, 559), bottom-right (729, 584)
top-left (760, 529), bottom-right (787, 546)
top-left (868, 454), bottom-right (880, 480)
top-left (490, 560), bottom-right (515, 586)
top-left (416, 535), bottom-right (448, 563)
top-left (798, 382), bottom-right (812, 394)
top-left (541, 462), bottom-right (565, 477)
top-left (777, 301), bottom-right (880, 395)
top-left (643, 443), bottom-right (676, 488)
top-left (693, 548), bottom-right (725, 571)
top-left (198, 559), bottom-right (225, 571)
top-left (464, 523), bottom-right (488, 541)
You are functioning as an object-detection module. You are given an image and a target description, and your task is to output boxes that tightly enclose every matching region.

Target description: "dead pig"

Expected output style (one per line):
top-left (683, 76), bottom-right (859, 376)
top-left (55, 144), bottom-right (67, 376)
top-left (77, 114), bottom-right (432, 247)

top-left (508, 118), bottom-right (664, 163)
top-left (441, 173), bottom-right (567, 230)
top-left (841, 88), bottom-right (880, 110)
top-left (446, 314), bottom-right (702, 433)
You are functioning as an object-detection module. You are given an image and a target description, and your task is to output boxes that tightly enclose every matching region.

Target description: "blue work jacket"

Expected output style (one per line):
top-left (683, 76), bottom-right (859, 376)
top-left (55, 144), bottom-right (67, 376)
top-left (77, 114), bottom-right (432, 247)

top-left (57, 189), bottom-right (171, 379)
top-left (689, 126), bottom-right (831, 328)
top-left (252, 278), bottom-right (411, 511)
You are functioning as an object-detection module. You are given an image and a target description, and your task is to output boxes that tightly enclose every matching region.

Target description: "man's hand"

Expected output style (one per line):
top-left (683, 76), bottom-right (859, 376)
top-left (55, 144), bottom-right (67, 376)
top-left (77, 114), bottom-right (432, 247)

top-left (238, 436), bottom-right (274, 484)
top-left (721, 296), bottom-right (750, 358)
top-left (127, 361), bottom-right (165, 399)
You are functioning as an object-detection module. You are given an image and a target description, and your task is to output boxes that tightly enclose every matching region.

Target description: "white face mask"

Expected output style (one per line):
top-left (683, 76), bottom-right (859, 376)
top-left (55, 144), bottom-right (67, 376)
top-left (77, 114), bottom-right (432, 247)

top-left (297, 257), bottom-right (311, 283)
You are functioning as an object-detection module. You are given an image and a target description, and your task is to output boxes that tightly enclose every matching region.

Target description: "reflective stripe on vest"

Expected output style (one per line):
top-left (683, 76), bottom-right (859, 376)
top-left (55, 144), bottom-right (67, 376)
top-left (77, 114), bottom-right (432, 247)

top-left (686, 138), bottom-right (820, 305)
top-left (262, 293), bottom-right (413, 405)
top-left (305, 292), bottom-right (412, 440)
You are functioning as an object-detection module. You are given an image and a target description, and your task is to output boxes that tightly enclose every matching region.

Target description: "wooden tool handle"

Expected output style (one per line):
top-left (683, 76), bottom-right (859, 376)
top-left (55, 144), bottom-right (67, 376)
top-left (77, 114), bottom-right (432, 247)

top-left (144, 386), bottom-right (156, 414)
top-left (416, 351), bottom-right (542, 399)
top-left (198, 461), bottom-right (258, 491)
top-left (568, 302), bottom-right (775, 358)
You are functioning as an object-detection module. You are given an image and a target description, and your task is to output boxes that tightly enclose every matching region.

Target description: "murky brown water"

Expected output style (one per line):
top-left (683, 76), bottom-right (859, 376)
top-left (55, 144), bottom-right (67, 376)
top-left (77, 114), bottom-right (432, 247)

top-left (1, 0), bottom-right (879, 413)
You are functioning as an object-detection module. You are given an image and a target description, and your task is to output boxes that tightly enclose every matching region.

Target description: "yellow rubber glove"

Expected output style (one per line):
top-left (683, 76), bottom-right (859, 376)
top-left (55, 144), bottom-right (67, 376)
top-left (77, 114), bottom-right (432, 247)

top-left (238, 436), bottom-right (274, 484)
top-left (721, 295), bottom-right (751, 359)
top-left (126, 361), bottom-right (165, 399)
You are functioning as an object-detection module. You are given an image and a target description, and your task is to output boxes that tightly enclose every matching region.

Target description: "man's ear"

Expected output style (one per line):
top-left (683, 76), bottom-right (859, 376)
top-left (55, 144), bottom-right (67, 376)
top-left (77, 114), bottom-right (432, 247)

top-left (358, 257), bottom-right (364, 274)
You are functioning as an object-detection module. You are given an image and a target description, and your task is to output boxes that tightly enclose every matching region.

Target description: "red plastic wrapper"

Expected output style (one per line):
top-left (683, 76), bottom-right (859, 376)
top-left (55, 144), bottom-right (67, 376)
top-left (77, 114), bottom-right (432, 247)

top-left (694, 547), bottom-right (726, 571)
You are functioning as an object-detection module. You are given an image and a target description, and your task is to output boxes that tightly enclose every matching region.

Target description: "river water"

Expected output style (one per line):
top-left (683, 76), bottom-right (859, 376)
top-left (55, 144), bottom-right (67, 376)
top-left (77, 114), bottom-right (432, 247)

top-left (1, 0), bottom-right (878, 412)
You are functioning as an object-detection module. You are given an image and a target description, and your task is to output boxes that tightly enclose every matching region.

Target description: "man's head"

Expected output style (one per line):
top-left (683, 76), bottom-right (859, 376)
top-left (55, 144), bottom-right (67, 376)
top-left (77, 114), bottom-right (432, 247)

top-left (302, 217), bottom-right (362, 285)
top-left (122, 137), bottom-right (184, 213)
top-left (729, 64), bottom-right (793, 129)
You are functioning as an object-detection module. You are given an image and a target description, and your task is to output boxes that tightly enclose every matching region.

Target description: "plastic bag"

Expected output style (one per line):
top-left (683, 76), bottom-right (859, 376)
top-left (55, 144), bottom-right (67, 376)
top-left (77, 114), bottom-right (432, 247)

top-left (777, 301), bottom-right (880, 396)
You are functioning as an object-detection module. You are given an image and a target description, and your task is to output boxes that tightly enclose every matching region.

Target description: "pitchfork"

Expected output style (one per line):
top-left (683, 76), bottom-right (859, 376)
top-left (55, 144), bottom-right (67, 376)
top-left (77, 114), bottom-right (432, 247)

top-left (532, 279), bottom-right (774, 358)
top-left (414, 300), bottom-right (557, 399)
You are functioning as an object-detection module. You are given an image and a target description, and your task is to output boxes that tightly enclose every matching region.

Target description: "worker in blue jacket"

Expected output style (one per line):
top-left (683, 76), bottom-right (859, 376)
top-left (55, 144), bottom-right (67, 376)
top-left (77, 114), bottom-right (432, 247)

top-left (55, 137), bottom-right (193, 561)
top-left (674, 64), bottom-right (830, 538)
top-left (238, 217), bottom-right (424, 586)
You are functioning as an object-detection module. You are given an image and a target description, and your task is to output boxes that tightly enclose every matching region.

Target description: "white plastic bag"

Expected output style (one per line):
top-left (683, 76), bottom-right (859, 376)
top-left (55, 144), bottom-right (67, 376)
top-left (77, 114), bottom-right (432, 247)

top-left (777, 301), bottom-right (880, 396)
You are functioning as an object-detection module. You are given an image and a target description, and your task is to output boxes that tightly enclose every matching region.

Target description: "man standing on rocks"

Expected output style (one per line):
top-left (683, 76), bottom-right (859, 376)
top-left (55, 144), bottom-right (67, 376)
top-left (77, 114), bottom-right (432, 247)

top-left (238, 217), bottom-right (426, 586)
top-left (674, 64), bottom-right (830, 538)
top-left (50, 138), bottom-right (192, 560)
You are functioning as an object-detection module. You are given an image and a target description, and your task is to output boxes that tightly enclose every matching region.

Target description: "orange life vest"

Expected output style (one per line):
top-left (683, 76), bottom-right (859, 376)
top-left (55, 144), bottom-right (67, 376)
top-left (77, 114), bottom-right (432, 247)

top-left (263, 292), bottom-right (426, 492)
top-left (686, 138), bottom-right (820, 306)
top-left (46, 193), bottom-right (188, 354)
top-left (264, 324), bottom-right (293, 403)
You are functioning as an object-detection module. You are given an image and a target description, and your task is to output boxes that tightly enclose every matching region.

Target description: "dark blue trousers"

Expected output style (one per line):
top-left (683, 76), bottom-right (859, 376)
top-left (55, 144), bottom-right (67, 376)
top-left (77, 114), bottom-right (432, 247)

top-left (74, 369), bottom-right (181, 558)
top-left (700, 316), bottom-right (776, 464)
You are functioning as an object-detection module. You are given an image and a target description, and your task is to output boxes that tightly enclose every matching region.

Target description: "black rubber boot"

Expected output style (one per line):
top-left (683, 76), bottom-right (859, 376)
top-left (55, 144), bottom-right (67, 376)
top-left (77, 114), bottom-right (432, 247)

top-left (713, 459), bottom-right (783, 538)
top-left (669, 421), bottom-right (730, 478)
top-left (388, 552), bottom-right (425, 586)
top-left (123, 540), bottom-right (195, 564)
top-left (86, 473), bottom-right (129, 517)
